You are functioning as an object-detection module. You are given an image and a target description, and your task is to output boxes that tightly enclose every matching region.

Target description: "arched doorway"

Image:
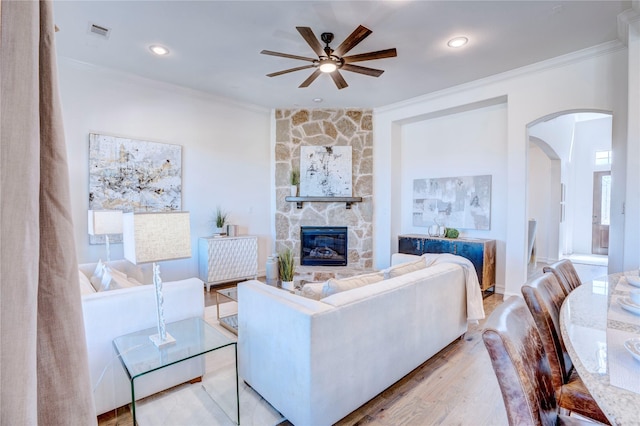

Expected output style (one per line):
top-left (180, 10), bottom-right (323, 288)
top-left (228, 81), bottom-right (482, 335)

top-left (527, 111), bottom-right (612, 271)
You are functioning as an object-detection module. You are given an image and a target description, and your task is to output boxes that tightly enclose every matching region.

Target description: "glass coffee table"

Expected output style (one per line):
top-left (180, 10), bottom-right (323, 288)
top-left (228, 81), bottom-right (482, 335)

top-left (112, 317), bottom-right (239, 425)
top-left (216, 287), bottom-right (238, 335)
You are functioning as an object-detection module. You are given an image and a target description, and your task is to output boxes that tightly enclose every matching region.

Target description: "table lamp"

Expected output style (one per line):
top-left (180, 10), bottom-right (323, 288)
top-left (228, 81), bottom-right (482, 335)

top-left (122, 211), bottom-right (191, 348)
top-left (88, 210), bottom-right (123, 262)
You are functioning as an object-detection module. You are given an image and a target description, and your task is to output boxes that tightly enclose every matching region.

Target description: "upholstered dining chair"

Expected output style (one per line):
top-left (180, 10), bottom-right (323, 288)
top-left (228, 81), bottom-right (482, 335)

top-left (543, 259), bottom-right (582, 296)
top-left (522, 274), bottom-right (609, 424)
top-left (482, 297), bottom-right (595, 426)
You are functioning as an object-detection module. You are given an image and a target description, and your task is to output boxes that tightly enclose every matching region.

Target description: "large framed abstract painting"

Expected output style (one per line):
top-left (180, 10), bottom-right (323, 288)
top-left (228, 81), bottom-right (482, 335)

top-left (413, 175), bottom-right (492, 230)
top-left (88, 133), bottom-right (182, 244)
top-left (300, 146), bottom-right (352, 197)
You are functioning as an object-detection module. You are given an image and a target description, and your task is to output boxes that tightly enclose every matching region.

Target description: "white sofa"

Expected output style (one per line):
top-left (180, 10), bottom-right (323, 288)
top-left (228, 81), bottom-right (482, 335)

top-left (238, 258), bottom-right (473, 426)
top-left (78, 261), bottom-right (205, 416)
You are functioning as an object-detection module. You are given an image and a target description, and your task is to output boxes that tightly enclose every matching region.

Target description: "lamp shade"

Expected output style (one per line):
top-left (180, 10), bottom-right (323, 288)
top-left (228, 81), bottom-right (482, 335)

top-left (122, 212), bottom-right (191, 264)
top-left (88, 210), bottom-right (123, 235)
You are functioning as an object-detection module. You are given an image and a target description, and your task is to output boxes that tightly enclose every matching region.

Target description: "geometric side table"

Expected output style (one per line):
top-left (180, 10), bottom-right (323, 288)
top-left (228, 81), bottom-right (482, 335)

top-left (199, 236), bottom-right (258, 292)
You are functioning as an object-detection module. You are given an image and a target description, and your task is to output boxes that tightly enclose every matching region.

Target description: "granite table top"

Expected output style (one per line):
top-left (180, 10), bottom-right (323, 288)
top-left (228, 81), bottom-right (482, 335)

top-left (560, 271), bottom-right (640, 425)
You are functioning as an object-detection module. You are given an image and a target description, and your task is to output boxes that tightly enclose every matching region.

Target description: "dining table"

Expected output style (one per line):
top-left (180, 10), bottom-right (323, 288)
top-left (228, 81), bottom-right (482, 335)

top-left (560, 271), bottom-right (640, 425)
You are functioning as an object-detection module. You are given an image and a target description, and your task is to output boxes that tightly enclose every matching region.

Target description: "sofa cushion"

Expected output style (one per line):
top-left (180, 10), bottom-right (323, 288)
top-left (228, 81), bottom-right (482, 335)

top-left (301, 282), bottom-right (324, 300)
top-left (390, 253), bottom-right (422, 266)
top-left (79, 271), bottom-right (96, 295)
top-left (321, 271), bottom-right (384, 298)
top-left (384, 257), bottom-right (426, 279)
top-left (107, 259), bottom-right (146, 284)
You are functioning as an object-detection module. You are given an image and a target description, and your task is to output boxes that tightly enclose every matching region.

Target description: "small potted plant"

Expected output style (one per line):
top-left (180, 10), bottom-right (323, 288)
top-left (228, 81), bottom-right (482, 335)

top-left (290, 167), bottom-right (300, 197)
top-left (212, 206), bottom-right (228, 235)
top-left (278, 247), bottom-right (296, 291)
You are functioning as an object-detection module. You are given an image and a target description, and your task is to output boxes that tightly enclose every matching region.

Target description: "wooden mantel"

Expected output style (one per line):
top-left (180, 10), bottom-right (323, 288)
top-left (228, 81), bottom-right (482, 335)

top-left (285, 196), bottom-right (363, 209)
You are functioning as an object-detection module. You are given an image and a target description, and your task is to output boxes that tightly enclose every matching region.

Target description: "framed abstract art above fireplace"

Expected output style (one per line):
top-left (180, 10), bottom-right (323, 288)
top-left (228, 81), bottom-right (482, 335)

top-left (88, 133), bottom-right (182, 244)
top-left (299, 145), bottom-right (352, 197)
top-left (412, 174), bottom-right (491, 230)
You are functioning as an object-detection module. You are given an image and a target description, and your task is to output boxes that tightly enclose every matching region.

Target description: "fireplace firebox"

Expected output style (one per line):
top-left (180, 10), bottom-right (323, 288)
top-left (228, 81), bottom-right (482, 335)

top-left (300, 226), bottom-right (347, 266)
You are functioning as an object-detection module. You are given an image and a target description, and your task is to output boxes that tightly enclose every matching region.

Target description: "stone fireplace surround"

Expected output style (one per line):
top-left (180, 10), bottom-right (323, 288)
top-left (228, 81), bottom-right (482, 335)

top-left (275, 108), bottom-right (373, 275)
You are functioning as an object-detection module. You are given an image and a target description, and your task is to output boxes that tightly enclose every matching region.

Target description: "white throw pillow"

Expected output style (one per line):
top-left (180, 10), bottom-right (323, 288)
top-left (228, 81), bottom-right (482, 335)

top-left (99, 267), bottom-right (138, 291)
top-left (78, 271), bottom-right (96, 295)
top-left (89, 259), bottom-right (106, 291)
top-left (108, 259), bottom-right (146, 284)
top-left (322, 271), bottom-right (384, 298)
top-left (383, 258), bottom-right (426, 279)
top-left (301, 282), bottom-right (324, 300)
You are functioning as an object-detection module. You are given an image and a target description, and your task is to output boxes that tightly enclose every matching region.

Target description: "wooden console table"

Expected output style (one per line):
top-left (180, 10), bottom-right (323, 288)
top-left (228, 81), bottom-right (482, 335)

top-left (398, 234), bottom-right (496, 291)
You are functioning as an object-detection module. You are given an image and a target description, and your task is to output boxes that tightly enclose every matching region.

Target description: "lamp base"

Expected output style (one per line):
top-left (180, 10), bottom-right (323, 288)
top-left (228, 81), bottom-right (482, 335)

top-left (149, 332), bottom-right (176, 348)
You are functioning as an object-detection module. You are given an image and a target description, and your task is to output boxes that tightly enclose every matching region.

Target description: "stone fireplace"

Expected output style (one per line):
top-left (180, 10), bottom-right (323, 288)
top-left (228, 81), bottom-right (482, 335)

top-left (275, 108), bottom-right (373, 271)
top-left (300, 226), bottom-right (348, 266)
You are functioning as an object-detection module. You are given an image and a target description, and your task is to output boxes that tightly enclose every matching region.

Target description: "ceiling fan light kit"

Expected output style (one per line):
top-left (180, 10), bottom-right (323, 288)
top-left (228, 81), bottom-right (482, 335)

top-left (318, 59), bottom-right (338, 73)
top-left (261, 25), bottom-right (397, 90)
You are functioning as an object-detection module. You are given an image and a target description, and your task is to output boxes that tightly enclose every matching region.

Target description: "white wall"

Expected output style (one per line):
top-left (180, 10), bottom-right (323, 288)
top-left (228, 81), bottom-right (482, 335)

top-left (58, 58), bottom-right (272, 281)
top-left (400, 103), bottom-right (508, 288)
top-left (374, 43), bottom-right (628, 297)
top-left (527, 143), bottom-right (555, 263)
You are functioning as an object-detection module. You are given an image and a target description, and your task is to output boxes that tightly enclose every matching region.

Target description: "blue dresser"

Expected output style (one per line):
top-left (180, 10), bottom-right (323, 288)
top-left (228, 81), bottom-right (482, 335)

top-left (398, 234), bottom-right (496, 291)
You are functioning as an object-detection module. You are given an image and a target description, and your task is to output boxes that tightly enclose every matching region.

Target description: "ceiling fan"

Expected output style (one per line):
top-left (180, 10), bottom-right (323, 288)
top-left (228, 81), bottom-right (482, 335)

top-left (261, 25), bottom-right (397, 90)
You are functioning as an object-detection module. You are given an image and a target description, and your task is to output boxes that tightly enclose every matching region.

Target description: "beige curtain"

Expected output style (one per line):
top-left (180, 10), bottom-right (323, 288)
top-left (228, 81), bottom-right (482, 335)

top-left (1, 1), bottom-right (96, 424)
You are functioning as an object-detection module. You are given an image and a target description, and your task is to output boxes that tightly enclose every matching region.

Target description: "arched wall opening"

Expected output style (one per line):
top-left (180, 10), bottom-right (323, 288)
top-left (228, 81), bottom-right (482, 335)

top-left (526, 110), bottom-right (613, 270)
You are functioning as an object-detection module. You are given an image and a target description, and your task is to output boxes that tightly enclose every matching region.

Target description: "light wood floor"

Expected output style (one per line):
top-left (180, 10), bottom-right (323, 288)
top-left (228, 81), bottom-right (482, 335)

top-left (97, 261), bottom-right (608, 426)
top-left (331, 293), bottom-right (508, 426)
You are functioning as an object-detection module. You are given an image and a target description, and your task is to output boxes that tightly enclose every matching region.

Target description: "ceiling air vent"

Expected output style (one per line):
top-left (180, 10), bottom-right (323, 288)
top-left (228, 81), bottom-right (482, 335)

top-left (88, 23), bottom-right (111, 39)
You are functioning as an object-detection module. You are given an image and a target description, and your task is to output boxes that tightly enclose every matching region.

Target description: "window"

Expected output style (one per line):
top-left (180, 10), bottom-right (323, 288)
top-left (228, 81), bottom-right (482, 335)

top-left (595, 150), bottom-right (612, 165)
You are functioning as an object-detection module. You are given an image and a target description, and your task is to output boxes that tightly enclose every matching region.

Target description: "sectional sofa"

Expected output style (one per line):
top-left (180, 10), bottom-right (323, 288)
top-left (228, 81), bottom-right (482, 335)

top-left (238, 254), bottom-right (483, 426)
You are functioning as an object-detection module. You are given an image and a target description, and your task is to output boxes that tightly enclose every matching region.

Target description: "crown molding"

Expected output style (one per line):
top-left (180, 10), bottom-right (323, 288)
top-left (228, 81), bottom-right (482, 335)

top-left (57, 56), bottom-right (270, 114)
top-left (375, 40), bottom-right (625, 115)
top-left (618, 4), bottom-right (640, 46)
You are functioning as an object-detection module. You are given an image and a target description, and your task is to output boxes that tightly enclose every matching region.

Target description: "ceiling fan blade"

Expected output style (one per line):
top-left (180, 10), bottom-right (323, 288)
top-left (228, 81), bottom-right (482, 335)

top-left (267, 65), bottom-right (315, 77)
top-left (261, 50), bottom-right (316, 62)
top-left (341, 63), bottom-right (385, 77)
top-left (330, 70), bottom-right (349, 90)
top-left (333, 25), bottom-right (372, 57)
top-left (299, 69), bottom-right (323, 88)
top-left (296, 27), bottom-right (325, 57)
top-left (343, 48), bottom-right (397, 64)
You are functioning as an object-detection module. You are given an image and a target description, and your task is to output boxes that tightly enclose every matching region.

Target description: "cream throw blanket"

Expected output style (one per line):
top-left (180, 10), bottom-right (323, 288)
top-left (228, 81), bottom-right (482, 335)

top-left (422, 253), bottom-right (486, 322)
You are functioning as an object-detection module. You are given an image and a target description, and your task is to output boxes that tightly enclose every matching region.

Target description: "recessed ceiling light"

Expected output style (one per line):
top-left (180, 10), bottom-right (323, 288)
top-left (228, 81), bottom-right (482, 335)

top-left (149, 45), bottom-right (170, 56)
top-left (447, 37), bottom-right (469, 48)
top-left (313, 98), bottom-right (323, 103)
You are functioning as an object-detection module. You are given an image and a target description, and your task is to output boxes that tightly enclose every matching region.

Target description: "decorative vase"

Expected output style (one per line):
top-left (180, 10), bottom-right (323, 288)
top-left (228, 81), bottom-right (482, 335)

top-left (281, 280), bottom-right (295, 291)
top-left (266, 255), bottom-right (279, 286)
top-left (226, 224), bottom-right (238, 237)
top-left (290, 185), bottom-right (298, 197)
